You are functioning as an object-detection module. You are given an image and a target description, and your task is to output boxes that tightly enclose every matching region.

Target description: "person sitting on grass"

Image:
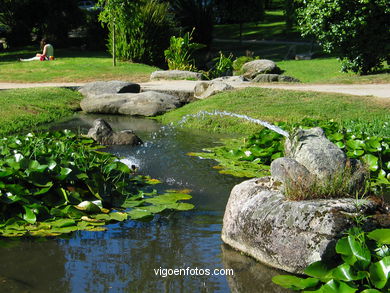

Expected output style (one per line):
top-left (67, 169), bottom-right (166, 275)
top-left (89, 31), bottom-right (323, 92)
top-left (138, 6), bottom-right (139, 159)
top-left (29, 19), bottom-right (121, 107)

top-left (19, 38), bottom-right (54, 61)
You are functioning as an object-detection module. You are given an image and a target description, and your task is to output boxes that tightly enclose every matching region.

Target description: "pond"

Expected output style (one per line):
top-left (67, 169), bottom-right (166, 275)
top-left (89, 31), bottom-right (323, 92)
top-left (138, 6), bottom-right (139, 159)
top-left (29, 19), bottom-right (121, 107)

top-left (0, 114), bottom-right (291, 293)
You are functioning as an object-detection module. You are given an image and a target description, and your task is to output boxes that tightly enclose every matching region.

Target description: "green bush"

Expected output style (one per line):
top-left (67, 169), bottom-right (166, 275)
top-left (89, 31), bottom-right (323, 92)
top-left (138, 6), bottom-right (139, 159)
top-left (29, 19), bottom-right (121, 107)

top-left (297, 0), bottom-right (390, 74)
top-left (104, 0), bottom-right (176, 66)
top-left (164, 30), bottom-right (205, 71)
top-left (205, 52), bottom-right (234, 79)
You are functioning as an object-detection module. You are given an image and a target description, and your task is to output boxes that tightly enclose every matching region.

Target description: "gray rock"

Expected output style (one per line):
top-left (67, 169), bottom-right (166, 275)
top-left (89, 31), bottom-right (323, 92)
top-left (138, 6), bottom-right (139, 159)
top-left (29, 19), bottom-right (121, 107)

top-left (241, 60), bottom-right (280, 79)
top-left (150, 70), bottom-right (202, 81)
top-left (285, 127), bottom-right (347, 180)
top-left (252, 74), bottom-right (300, 83)
top-left (194, 80), bottom-right (234, 99)
top-left (141, 88), bottom-right (195, 104)
top-left (80, 91), bottom-right (181, 117)
top-left (212, 76), bottom-right (247, 83)
top-left (270, 157), bottom-right (313, 186)
top-left (79, 81), bottom-right (140, 98)
top-left (87, 118), bottom-right (143, 145)
top-left (221, 177), bottom-right (385, 274)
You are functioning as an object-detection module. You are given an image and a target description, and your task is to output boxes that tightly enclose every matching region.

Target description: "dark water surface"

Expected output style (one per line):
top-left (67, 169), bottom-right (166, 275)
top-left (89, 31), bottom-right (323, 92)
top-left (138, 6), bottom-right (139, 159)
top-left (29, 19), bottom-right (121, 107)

top-left (0, 114), bottom-right (291, 293)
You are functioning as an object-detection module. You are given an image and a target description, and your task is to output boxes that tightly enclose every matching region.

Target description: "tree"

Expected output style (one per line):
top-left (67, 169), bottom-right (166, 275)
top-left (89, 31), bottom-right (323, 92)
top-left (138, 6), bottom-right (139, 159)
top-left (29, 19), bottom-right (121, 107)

top-left (297, 0), bottom-right (390, 74)
top-left (98, 0), bottom-right (176, 67)
top-left (97, 0), bottom-right (127, 66)
top-left (0, 0), bottom-right (82, 47)
top-left (168, 0), bottom-right (214, 48)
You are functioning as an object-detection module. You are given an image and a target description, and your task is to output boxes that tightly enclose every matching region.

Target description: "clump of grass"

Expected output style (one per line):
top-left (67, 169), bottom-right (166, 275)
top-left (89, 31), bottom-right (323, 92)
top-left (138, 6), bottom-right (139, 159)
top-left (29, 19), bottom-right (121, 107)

top-left (284, 162), bottom-right (369, 201)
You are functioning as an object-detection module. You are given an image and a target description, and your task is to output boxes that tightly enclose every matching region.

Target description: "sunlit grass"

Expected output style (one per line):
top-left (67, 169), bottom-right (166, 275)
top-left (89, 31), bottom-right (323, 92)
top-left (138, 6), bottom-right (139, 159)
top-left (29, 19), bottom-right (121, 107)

top-left (0, 48), bottom-right (158, 83)
top-left (159, 87), bottom-right (390, 135)
top-left (0, 88), bottom-right (82, 135)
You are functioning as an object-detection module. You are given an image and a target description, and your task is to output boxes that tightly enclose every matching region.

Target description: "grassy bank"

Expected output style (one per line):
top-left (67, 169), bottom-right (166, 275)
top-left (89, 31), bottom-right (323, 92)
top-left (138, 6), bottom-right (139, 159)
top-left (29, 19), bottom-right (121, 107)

top-left (159, 87), bottom-right (390, 136)
top-left (0, 87), bottom-right (82, 135)
top-left (0, 48), bottom-right (158, 83)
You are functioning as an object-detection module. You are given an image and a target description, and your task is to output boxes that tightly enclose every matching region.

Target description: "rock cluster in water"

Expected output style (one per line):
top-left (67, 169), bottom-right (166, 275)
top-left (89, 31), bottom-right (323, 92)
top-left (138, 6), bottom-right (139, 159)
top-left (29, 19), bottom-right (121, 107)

top-left (87, 118), bottom-right (143, 146)
top-left (222, 127), bottom-right (389, 274)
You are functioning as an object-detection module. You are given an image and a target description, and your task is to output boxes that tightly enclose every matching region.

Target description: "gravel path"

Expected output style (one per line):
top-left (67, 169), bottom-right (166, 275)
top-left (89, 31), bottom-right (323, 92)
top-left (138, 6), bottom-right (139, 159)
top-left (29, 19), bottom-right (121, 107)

top-left (0, 81), bottom-right (389, 98)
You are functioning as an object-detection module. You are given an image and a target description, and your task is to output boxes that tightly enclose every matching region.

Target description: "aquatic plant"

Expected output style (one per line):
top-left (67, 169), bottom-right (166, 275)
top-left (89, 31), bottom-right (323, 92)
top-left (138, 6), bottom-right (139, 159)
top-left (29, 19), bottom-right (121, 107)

top-left (187, 115), bottom-right (389, 195)
top-left (273, 227), bottom-right (390, 292)
top-left (0, 130), bottom-right (193, 237)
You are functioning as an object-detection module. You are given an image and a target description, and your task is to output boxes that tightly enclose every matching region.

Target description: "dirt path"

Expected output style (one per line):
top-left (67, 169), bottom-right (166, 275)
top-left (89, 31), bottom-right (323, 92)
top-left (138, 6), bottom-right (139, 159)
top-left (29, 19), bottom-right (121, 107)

top-left (0, 81), bottom-right (389, 98)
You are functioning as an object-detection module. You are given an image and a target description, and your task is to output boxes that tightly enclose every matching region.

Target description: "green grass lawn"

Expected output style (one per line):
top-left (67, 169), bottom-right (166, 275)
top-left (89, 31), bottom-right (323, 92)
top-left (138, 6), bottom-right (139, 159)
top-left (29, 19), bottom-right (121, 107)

top-left (213, 10), bottom-right (304, 42)
top-left (159, 87), bottom-right (390, 136)
top-left (277, 59), bottom-right (390, 84)
top-left (0, 87), bottom-right (82, 135)
top-left (0, 48), bottom-right (158, 83)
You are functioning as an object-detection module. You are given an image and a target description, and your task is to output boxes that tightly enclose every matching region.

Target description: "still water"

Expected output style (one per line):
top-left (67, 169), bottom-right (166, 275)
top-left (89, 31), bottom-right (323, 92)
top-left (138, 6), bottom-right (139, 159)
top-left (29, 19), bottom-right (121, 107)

top-left (0, 114), bottom-right (291, 293)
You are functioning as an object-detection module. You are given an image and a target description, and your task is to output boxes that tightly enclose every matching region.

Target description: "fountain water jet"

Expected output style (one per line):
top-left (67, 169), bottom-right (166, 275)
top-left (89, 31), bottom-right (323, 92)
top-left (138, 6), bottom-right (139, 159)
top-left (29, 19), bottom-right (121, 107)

top-left (178, 111), bottom-right (289, 138)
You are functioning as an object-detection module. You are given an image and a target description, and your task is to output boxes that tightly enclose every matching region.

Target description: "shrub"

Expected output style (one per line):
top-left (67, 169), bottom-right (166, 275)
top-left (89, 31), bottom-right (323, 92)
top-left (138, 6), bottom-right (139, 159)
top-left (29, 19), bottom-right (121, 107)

top-left (205, 52), bottom-right (234, 79)
top-left (164, 30), bottom-right (205, 71)
top-left (297, 0), bottom-right (390, 74)
top-left (101, 0), bottom-right (176, 66)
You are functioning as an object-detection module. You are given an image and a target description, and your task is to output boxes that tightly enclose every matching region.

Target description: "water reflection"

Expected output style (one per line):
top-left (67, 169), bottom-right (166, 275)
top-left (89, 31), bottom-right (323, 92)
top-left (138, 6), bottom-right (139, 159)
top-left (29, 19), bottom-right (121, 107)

top-left (0, 239), bottom-right (68, 293)
top-left (221, 245), bottom-right (292, 293)
top-left (0, 114), bottom-right (293, 292)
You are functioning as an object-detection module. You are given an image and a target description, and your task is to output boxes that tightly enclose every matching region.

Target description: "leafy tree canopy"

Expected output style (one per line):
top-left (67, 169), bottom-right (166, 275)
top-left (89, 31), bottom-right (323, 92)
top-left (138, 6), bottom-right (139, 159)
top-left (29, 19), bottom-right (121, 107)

top-left (297, 0), bottom-right (390, 74)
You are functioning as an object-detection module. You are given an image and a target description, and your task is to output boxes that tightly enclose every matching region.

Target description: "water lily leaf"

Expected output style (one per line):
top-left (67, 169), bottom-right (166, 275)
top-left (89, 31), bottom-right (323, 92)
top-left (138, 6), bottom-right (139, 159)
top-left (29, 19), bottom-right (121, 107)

top-left (127, 209), bottom-right (153, 220)
top-left (363, 154), bottom-right (379, 172)
top-left (367, 229), bottom-right (390, 245)
top-left (346, 139), bottom-right (364, 150)
top-left (22, 206), bottom-right (36, 224)
top-left (330, 133), bottom-right (344, 141)
top-left (144, 193), bottom-right (192, 205)
top-left (93, 214), bottom-right (111, 221)
top-left (49, 218), bottom-right (76, 228)
top-left (318, 279), bottom-right (357, 293)
top-left (304, 261), bottom-right (333, 281)
top-left (75, 201), bottom-right (101, 213)
top-left (109, 212), bottom-right (128, 222)
top-left (81, 216), bottom-right (105, 223)
top-left (335, 141), bottom-right (345, 149)
top-left (337, 235), bottom-right (371, 269)
top-left (121, 200), bottom-right (145, 208)
top-left (369, 256), bottom-right (390, 289)
top-left (332, 263), bottom-right (366, 281)
top-left (57, 167), bottom-right (72, 180)
top-left (272, 275), bottom-right (319, 290)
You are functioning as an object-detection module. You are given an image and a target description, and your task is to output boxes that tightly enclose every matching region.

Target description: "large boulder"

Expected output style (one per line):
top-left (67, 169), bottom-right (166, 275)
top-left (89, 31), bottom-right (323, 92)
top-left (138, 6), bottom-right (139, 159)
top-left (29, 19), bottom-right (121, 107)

top-left (241, 60), bottom-right (280, 80)
top-left (150, 70), bottom-right (202, 81)
top-left (80, 91), bottom-right (181, 117)
top-left (79, 81), bottom-right (140, 98)
top-left (87, 118), bottom-right (142, 145)
top-left (221, 177), bottom-right (385, 274)
top-left (194, 80), bottom-right (234, 99)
